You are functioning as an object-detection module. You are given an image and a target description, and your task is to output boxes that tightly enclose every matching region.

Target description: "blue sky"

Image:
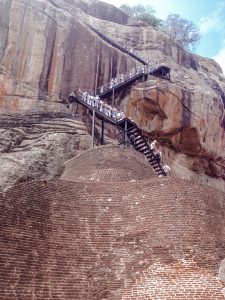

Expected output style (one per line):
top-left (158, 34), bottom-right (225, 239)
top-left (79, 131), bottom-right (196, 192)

top-left (103, 0), bottom-right (225, 74)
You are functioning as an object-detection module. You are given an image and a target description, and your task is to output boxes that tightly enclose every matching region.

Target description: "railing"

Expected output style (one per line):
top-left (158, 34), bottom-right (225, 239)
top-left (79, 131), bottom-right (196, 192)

top-left (86, 24), bottom-right (148, 65)
top-left (69, 91), bottom-right (125, 125)
top-left (68, 26), bottom-right (171, 176)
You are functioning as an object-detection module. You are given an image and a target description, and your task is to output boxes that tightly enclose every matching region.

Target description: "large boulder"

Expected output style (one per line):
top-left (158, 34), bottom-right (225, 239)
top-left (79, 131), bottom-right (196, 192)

top-left (0, 0), bottom-right (224, 190)
top-left (0, 118), bottom-right (91, 191)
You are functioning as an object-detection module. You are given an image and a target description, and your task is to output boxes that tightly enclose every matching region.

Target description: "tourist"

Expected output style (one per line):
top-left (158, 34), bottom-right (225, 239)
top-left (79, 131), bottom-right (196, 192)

top-left (94, 96), bottom-right (100, 109)
top-left (120, 74), bottom-right (124, 82)
top-left (116, 111), bottom-right (125, 121)
top-left (150, 140), bottom-right (157, 150)
top-left (112, 107), bottom-right (118, 120)
top-left (155, 149), bottom-right (162, 163)
top-left (82, 91), bottom-right (88, 102)
top-left (99, 100), bottom-right (104, 112)
top-left (162, 164), bottom-right (171, 175)
top-left (109, 79), bottom-right (114, 89)
top-left (150, 140), bottom-right (162, 162)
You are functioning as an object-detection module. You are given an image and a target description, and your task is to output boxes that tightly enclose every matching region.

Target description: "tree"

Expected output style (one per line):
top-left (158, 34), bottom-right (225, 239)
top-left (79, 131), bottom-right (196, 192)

top-left (163, 14), bottom-right (201, 51)
top-left (120, 4), bottom-right (162, 29)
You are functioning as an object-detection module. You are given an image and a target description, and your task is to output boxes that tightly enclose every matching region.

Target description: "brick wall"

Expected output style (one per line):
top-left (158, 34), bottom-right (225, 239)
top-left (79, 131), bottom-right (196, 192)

top-left (60, 145), bottom-right (157, 182)
top-left (0, 177), bottom-right (224, 299)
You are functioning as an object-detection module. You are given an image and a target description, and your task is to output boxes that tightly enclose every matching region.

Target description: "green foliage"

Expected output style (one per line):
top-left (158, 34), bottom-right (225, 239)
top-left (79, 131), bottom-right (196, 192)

top-left (138, 13), bottom-right (162, 28)
top-left (120, 5), bottom-right (201, 52)
top-left (163, 13), bottom-right (201, 51)
top-left (120, 4), bottom-right (162, 28)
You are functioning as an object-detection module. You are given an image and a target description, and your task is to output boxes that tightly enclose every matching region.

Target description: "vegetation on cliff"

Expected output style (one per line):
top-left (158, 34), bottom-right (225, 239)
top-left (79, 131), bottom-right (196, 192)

top-left (119, 4), bottom-right (201, 51)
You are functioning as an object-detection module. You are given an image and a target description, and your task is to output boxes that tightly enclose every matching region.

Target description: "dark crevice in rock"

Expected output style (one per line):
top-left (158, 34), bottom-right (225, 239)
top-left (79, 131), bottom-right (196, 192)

top-left (0, 0), bottom-right (12, 62)
top-left (38, 19), bottom-right (57, 100)
top-left (181, 90), bottom-right (193, 127)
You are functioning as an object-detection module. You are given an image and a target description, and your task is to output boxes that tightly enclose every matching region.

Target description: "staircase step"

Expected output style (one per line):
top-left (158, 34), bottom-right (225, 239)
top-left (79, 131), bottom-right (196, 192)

top-left (128, 129), bottom-right (138, 134)
top-left (135, 137), bottom-right (145, 142)
top-left (146, 157), bottom-right (155, 161)
top-left (145, 153), bottom-right (154, 158)
top-left (136, 142), bottom-right (147, 148)
top-left (152, 163), bottom-right (160, 167)
top-left (129, 135), bottom-right (142, 141)
top-left (149, 158), bottom-right (157, 163)
top-left (146, 158), bottom-right (155, 162)
top-left (139, 147), bottom-right (148, 153)
top-left (140, 145), bottom-right (148, 151)
top-left (133, 135), bottom-right (143, 140)
top-left (154, 167), bottom-right (162, 171)
top-left (153, 164), bottom-right (160, 168)
top-left (135, 140), bottom-right (146, 144)
top-left (144, 153), bottom-right (152, 158)
top-left (132, 139), bottom-right (144, 145)
top-left (136, 146), bottom-right (147, 151)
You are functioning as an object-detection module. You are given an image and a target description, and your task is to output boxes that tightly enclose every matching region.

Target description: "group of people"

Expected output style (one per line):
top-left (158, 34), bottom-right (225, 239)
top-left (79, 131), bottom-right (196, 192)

top-left (97, 61), bottom-right (163, 96)
top-left (69, 90), bottom-right (170, 176)
top-left (125, 45), bottom-right (155, 67)
top-left (81, 91), bottom-right (126, 122)
top-left (149, 140), bottom-right (171, 176)
top-left (97, 67), bottom-right (146, 95)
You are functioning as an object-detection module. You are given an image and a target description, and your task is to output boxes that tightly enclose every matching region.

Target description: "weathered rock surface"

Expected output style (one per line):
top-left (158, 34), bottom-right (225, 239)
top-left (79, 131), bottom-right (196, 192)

top-left (0, 0), bottom-right (135, 108)
top-left (124, 78), bottom-right (225, 191)
top-left (0, 118), bottom-right (91, 192)
top-left (0, 0), bottom-right (224, 190)
top-left (219, 258), bottom-right (225, 284)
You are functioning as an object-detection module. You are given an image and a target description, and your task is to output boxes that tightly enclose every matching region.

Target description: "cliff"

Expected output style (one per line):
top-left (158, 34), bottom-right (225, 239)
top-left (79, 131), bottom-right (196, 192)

top-left (0, 1), bottom-right (225, 298)
top-left (0, 0), bottom-right (224, 190)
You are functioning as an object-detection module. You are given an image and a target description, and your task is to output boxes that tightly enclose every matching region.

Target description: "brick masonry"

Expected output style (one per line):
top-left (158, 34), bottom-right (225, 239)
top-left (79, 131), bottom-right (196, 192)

top-left (0, 174), bottom-right (225, 299)
top-left (60, 145), bottom-right (157, 182)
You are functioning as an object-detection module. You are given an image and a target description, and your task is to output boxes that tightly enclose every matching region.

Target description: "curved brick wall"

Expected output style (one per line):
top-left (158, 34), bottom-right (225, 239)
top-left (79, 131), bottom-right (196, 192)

top-left (60, 145), bottom-right (157, 182)
top-left (0, 178), bottom-right (224, 299)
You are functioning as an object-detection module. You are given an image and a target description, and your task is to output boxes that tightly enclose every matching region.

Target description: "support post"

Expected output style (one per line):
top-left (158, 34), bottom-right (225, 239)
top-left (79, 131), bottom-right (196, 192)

top-left (124, 120), bottom-right (128, 147)
top-left (112, 88), bottom-right (115, 106)
top-left (91, 109), bottom-right (95, 148)
top-left (95, 51), bottom-right (100, 96)
top-left (101, 118), bottom-right (104, 145)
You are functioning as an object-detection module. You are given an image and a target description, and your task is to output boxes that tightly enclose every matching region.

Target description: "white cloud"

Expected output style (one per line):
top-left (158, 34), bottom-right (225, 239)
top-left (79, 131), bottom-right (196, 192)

top-left (213, 47), bottom-right (225, 74)
top-left (199, 17), bottom-right (218, 33)
top-left (199, 1), bottom-right (225, 33)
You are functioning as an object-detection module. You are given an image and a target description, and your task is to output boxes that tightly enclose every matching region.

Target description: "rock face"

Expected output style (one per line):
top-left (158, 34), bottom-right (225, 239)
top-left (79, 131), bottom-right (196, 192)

top-left (125, 78), bottom-right (225, 191)
top-left (0, 0), bottom-right (224, 187)
top-left (0, 118), bottom-right (91, 191)
top-left (219, 258), bottom-right (225, 284)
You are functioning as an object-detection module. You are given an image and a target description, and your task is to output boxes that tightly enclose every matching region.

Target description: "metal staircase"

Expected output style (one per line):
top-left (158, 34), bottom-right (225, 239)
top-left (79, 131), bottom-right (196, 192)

top-left (127, 126), bottom-right (166, 176)
top-left (70, 91), bottom-right (168, 176)
top-left (69, 28), bottom-right (170, 176)
top-left (87, 23), bottom-right (171, 82)
top-left (115, 120), bottom-right (167, 176)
